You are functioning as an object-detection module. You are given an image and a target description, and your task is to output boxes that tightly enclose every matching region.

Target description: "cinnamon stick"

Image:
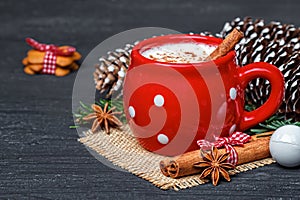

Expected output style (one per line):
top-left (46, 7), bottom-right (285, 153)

top-left (160, 133), bottom-right (272, 178)
top-left (206, 28), bottom-right (243, 60)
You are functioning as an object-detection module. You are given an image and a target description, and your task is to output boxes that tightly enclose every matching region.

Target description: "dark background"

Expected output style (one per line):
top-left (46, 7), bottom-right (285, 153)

top-left (1, 0), bottom-right (300, 199)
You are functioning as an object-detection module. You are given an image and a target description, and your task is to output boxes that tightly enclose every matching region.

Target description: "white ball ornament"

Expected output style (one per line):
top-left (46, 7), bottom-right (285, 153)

top-left (269, 125), bottom-right (300, 167)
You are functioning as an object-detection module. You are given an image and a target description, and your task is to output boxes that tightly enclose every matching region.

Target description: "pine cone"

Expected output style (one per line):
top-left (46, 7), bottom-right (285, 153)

top-left (220, 17), bottom-right (300, 120)
top-left (93, 43), bottom-right (136, 99)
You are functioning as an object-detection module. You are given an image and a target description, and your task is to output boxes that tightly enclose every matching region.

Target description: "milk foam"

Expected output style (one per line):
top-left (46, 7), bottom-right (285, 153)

top-left (141, 43), bottom-right (216, 63)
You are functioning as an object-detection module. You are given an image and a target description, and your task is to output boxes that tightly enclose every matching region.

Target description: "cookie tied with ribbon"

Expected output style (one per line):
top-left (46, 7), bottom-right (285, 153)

top-left (22, 38), bottom-right (81, 76)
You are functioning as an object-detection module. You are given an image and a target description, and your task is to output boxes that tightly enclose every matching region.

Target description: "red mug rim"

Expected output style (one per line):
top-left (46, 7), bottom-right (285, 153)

top-left (131, 34), bottom-right (236, 67)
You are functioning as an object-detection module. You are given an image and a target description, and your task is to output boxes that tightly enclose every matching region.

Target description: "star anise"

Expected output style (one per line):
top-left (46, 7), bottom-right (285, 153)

top-left (82, 103), bottom-right (122, 134)
top-left (194, 146), bottom-right (235, 186)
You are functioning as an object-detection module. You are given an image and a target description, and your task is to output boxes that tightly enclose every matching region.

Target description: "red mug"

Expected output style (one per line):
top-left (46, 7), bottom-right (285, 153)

top-left (123, 34), bottom-right (284, 156)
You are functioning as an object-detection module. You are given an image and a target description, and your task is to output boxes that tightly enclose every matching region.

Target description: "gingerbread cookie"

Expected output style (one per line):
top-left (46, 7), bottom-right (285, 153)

top-left (26, 64), bottom-right (44, 72)
top-left (25, 64), bottom-right (74, 76)
top-left (23, 66), bottom-right (35, 75)
top-left (55, 67), bottom-right (71, 76)
top-left (27, 50), bottom-right (75, 67)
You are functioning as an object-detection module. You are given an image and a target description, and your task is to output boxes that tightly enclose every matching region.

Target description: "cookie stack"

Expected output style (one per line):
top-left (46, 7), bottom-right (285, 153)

top-left (23, 38), bottom-right (81, 76)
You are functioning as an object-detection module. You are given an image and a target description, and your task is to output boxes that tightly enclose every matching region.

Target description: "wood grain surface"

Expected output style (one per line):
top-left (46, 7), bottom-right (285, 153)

top-left (0, 0), bottom-right (299, 199)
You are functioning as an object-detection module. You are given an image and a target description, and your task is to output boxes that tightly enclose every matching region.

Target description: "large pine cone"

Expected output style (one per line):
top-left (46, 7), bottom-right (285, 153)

top-left (219, 17), bottom-right (300, 120)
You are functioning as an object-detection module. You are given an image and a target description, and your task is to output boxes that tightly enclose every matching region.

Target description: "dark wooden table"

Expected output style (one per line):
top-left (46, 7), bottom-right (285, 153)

top-left (1, 0), bottom-right (300, 199)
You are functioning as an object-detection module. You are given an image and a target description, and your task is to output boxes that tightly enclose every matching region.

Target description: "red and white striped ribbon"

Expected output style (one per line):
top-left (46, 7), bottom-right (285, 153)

top-left (197, 132), bottom-right (251, 165)
top-left (42, 51), bottom-right (57, 74)
top-left (26, 38), bottom-right (76, 56)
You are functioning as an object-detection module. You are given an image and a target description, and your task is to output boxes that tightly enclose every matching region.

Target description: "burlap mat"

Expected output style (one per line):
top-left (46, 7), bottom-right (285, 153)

top-left (78, 125), bottom-right (275, 190)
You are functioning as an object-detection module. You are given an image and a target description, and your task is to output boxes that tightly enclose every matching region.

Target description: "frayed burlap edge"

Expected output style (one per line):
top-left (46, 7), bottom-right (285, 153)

top-left (78, 125), bottom-right (275, 191)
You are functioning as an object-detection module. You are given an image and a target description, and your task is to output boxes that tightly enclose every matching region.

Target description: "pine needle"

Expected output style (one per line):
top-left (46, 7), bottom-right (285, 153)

top-left (250, 114), bottom-right (300, 134)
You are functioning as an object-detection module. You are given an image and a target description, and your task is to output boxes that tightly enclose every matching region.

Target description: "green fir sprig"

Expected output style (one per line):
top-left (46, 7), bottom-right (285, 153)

top-left (70, 99), bottom-right (125, 129)
top-left (244, 102), bottom-right (300, 134)
top-left (250, 114), bottom-right (300, 134)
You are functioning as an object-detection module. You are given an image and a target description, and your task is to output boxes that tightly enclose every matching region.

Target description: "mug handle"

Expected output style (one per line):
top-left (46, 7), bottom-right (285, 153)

top-left (238, 62), bottom-right (285, 131)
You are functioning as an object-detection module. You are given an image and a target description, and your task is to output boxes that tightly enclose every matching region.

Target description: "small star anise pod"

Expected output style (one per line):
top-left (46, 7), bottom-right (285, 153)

top-left (82, 103), bottom-right (122, 134)
top-left (194, 146), bottom-right (235, 186)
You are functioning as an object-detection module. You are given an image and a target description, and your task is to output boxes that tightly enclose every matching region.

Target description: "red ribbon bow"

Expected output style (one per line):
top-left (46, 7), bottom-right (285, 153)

top-left (197, 132), bottom-right (251, 165)
top-left (25, 38), bottom-right (76, 75)
top-left (26, 38), bottom-right (76, 56)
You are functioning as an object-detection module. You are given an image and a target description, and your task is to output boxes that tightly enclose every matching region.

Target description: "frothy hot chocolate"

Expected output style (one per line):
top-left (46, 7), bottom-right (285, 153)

top-left (141, 43), bottom-right (216, 63)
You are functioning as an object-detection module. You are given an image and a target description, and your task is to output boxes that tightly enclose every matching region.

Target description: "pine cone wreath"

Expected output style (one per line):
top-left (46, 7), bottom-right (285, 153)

top-left (220, 17), bottom-right (300, 120)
